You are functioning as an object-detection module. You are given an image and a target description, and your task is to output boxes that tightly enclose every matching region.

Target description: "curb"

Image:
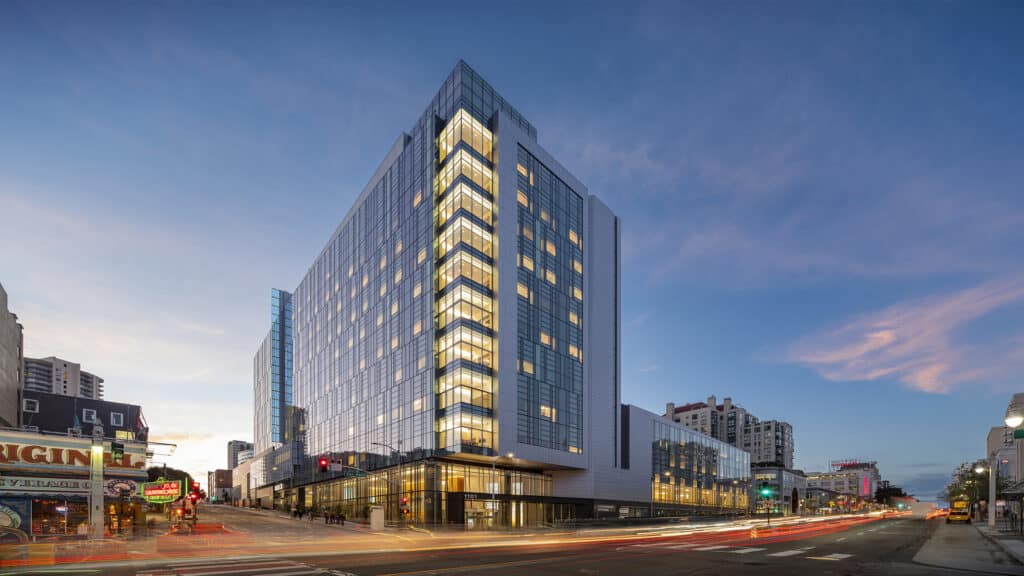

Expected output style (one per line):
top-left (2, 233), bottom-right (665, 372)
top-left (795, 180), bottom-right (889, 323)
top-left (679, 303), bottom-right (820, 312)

top-left (976, 525), bottom-right (1024, 565)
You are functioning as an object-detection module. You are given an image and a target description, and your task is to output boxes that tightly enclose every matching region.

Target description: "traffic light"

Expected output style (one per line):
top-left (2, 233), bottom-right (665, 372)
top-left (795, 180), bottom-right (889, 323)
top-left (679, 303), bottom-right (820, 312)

top-left (400, 496), bottom-right (410, 516)
top-left (319, 457), bottom-right (329, 472)
top-left (759, 482), bottom-right (772, 498)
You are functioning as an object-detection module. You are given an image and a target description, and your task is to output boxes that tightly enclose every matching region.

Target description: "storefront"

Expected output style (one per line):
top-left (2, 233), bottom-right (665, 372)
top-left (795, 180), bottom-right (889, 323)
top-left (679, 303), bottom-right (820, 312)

top-left (0, 429), bottom-right (148, 541)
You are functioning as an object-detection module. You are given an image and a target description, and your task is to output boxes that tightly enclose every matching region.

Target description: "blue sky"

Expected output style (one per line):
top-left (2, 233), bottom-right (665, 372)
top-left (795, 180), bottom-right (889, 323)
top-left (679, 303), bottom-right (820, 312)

top-left (2, 1), bottom-right (1022, 498)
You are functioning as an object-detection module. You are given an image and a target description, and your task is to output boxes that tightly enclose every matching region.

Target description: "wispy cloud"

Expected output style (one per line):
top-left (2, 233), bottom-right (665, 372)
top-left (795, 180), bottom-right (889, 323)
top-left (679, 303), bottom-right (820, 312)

top-left (786, 277), bottom-right (1024, 393)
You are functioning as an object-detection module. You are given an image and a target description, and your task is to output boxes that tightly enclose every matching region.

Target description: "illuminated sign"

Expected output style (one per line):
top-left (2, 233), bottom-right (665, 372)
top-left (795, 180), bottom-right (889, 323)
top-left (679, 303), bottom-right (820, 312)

top-left (0, 475), bottom-right (138, 497)
top-left (0, 430), bottom-right (147, 478)
top-left (141, 479), bottom-right (182, 503)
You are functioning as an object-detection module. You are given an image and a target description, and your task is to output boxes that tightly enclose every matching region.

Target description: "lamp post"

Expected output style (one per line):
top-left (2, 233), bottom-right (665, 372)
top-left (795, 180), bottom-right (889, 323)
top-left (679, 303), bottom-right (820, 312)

top-left (1002, 395), bottom-right (1024, 529)
top-left (371, 441), bottom-right (403, 521)
top-left (88, 424), bottom-right (105, 540)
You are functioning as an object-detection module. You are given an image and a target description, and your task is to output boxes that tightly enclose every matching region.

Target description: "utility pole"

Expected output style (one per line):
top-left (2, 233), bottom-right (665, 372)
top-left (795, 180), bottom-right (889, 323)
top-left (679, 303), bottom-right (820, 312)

top-left (89, 423), bottom-right (105, 539)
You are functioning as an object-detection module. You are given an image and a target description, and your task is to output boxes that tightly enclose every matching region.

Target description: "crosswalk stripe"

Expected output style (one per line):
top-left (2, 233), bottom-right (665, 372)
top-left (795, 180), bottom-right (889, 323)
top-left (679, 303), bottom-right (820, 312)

top-left (730, 547), bottom-right (766, 554)
top-left (693, 545), bottom-right (728, 551)
top-left (767, 547), bottom-right (814, 557)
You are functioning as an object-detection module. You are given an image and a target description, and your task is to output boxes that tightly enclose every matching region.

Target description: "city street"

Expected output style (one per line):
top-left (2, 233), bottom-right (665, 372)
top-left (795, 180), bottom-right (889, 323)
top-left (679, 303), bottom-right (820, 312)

top-left (3, 514), bottom-right (1020, 576)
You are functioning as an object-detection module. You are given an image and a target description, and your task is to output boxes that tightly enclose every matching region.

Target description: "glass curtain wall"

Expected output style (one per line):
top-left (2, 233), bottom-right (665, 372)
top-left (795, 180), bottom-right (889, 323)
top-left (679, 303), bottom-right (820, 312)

top-left (651, 420), bottom-right (751, 513)
top-left (434, 109), bottom-right (497, 456)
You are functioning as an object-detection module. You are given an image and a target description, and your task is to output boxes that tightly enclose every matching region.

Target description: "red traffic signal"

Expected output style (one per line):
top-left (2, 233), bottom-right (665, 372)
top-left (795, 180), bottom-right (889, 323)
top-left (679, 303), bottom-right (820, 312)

top-left (318, 457), bottom-right (329, 471)
top-left (400, 496), bottom-right (408, 505)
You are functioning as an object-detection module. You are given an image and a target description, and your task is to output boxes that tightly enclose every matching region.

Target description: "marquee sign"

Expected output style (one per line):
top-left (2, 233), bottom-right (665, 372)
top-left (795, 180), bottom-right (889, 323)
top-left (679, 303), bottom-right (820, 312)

top-left (0, 430), bottom-right (148, 478)
top-left (141, 478), bottom-right (182, 503)
top-left (0, 475), bottom-right (139, 497)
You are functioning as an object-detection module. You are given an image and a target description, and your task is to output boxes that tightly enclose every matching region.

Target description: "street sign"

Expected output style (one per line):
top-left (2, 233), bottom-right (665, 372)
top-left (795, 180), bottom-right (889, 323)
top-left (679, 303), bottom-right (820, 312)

top-left (1014, 429), bottom-right (1024, 439)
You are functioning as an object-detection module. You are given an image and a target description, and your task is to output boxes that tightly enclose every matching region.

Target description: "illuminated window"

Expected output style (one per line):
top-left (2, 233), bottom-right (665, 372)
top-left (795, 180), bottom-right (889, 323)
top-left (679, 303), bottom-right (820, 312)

top-left (573, 259), bottom-right (582, 274)
top-left (435, 149), bottom-right (493, 194)
top-left (348, 264), bottom-right (354, 277)
top-left (376, 346), bottom-right (383, 359)
top-left (437, 215), bottom-right (493, 258)
top-left (413, 189), bottom-right (423, 208)
top-left (438, 109), bottom-right (493, 163)
top-left (418, 356), bottom-right (426, 370)
top-left (391, 301), bottom-right (399, 315)
top-left (347, 337), bottom-right (353, 349)
top-left (517, 282), bottom-right (531, 299)
top-left (362, 273), bottom-right (368, 288)
top-left (394, 368), bottom-right (403, 382)
top-left (413, 320), bottom-right (422, 335)
top-left (379, 283), bottom-right (387, 297)
top-left (545, 269), bottom-right (557, 285)
top-left (438, 182), bottom-right (493, 225)
top-left (540, 209), bottom-right (550, 223)
top-left (573, 286), bottom-right (583, 301)
top-left (545, 240), bottom-right (556, 256)
top-left (569, 311), bottom-right (579, 326)
top-left (413, 397), bottom-right (423, 412)
top-left (377, 414), bottom-right (384, 425)
top-left (413, 282), bottom-right (422, 298)
top-left (521, 223), bottom-right (534, 241)
top-left (569, 344), bottom-right (581, 361)
top-left (540, 405), bottom-right (557, 422)
top-left (518, 253), bottom-right (534, 271)
top-left (394, 268), bottom-right (403, 285)
top-left (437, 250), bottom-right (493, 290)
top-left (391, 335), bottom-right (399, 350)
top-left (376, 313), bottom-right (383, 327)
top-left (359, 326), bottom-right (365, 339)
top-left (568, 445), bottom-right (580, 454)
top-left (417, 247), bottom-right (427, 265)
top-left (519, 359), bottom-right (534, 375)
top-left (379, 255), bottom-right (387, 270)
top-left (540, 331), bottom-right (551, 346)
top-left (517, 190), bottom-right (530, 208)
top-left (517, 163), bottom-right (528, 177)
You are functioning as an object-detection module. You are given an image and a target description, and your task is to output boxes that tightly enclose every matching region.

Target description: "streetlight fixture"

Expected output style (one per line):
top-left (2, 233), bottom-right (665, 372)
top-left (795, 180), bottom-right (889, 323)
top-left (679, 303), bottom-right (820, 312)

top-left (1006, 397), bottom-right (1024, 428)
top-left (371, 441), bottom-right (403, 520)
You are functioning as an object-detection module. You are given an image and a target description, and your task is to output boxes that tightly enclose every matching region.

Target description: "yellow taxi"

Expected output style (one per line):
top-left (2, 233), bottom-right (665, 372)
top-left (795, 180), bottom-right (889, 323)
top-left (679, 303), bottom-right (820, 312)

top-left (947, 502), bottom-right (971, 524)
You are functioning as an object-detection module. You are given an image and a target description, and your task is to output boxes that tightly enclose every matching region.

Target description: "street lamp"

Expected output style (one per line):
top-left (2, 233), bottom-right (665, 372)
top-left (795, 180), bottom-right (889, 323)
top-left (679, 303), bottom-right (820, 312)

top-left (976, 465), bottom-right (986, 474)
top-left (371, 441), bottom-right (403, 520)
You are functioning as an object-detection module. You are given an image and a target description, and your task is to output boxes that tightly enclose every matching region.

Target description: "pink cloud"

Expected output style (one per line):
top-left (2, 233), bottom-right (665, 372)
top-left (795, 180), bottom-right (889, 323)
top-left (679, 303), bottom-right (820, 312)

top-left (787, 277), bottom-right (1024, 393)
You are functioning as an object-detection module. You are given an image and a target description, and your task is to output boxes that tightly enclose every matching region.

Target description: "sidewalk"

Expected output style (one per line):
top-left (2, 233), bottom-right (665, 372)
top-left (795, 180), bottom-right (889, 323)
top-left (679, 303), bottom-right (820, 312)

top-left (914, 521), bottom-right (1024, 575)
top-left (977, 523), bottom-right (1024, 566)
top-left (211, 504), bottom-right (379, 533)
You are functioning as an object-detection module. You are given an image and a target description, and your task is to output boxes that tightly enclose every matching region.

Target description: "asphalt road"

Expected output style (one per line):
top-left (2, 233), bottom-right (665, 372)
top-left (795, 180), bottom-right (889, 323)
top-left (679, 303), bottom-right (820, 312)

top-left (8, 516), bottom-right (1011, 576)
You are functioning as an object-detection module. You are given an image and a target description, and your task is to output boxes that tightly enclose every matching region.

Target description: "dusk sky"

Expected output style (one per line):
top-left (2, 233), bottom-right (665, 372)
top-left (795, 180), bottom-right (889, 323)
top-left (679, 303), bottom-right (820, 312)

top-left (2, 1), bottom-right (1022, 498)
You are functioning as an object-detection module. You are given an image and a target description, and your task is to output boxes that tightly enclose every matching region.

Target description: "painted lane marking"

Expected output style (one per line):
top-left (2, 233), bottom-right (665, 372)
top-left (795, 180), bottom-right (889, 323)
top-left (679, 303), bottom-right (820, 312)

top-left (730, 547), bottom-right (766, 554)
top-left (807, 553), bottom-right (854, 561)
top-left (766, 547), bottom-right (815, 557)
top-left (693, 545), bottom-right (729, 551)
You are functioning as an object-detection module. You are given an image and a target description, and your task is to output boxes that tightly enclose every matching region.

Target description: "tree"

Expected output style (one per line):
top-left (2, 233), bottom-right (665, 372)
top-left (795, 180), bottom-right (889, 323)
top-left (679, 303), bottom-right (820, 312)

top-left (147, 466), bottom-right (195, 493)
top-left (875, 484), bottom-right (907, 504)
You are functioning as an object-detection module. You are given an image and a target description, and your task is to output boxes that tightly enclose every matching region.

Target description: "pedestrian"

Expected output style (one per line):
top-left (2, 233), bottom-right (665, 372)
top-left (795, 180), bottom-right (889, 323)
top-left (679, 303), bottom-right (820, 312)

top-left (324, 509), bottom-right (329, 524)
top-left (340, 513), bottom-right (346, 526)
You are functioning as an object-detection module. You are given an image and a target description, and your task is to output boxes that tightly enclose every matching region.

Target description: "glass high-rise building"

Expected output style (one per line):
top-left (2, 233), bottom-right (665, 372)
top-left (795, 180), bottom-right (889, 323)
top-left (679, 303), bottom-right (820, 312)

top-left (254, 288), bottom-right (293, 455)
top-left (276, 61), bottom-right (748, 526)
